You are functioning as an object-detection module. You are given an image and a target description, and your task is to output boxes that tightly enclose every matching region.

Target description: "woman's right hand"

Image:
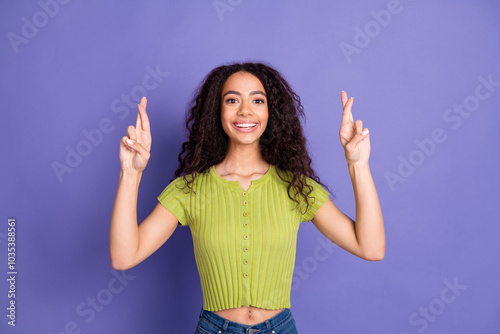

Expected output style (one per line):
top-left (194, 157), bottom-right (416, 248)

top-left (119, 97), bottom-right (151, 173)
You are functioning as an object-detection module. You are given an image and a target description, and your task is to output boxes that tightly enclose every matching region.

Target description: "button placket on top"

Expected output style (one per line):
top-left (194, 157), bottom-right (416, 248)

top-left (240, 189), bottom-right (252, 305)
top-left (209, 164), bottom-right (274, 308)
top-left (241, 190), bottom-right (250, 280)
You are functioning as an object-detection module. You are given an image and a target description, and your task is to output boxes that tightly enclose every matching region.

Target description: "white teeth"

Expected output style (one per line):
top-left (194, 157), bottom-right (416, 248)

top-left (235, 123), bottom-right (257, 128)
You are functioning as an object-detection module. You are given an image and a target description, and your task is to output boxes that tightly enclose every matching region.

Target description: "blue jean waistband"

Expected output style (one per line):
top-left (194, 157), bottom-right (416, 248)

top-left (199, 307), bottom-right (293, 333)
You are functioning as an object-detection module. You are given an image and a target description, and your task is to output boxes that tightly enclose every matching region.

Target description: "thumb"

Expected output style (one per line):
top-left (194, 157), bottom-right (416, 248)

top-left (125, 139), bottom-right (150, 159)
top-left (347, 128), bottom-right (369, 149)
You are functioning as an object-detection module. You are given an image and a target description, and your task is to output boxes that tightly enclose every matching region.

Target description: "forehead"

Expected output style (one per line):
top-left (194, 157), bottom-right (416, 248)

top-left (222, 72), bottom-right (265, 92)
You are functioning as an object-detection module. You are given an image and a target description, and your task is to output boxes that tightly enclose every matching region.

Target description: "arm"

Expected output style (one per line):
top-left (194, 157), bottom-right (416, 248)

top-left (109, 98), bottom-right (179, 270)
top-left (311, 91), bottom-right (385, 261)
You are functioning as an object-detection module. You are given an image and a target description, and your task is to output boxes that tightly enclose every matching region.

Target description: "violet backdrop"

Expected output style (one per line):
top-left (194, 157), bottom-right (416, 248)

top-left (1, 0), bottom-right (499, 333)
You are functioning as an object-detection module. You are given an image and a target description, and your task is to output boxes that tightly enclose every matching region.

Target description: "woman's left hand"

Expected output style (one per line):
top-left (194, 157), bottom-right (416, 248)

top-left (339, 91), bottom-right (371, 166)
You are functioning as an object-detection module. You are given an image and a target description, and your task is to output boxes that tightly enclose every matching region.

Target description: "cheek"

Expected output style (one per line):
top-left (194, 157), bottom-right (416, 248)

top-left (220, 111), bottom-right (232, 133)
top-left (263, 109), bottom-right (270, 125)
top-left (220, 108), bottom-right (229, 123)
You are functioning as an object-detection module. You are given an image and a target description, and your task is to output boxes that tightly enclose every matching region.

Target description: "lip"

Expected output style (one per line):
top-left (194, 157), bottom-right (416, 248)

top-left (233, 121), bottom-right (258, 125)
top-left (232, 122), bottom-right (259, 133)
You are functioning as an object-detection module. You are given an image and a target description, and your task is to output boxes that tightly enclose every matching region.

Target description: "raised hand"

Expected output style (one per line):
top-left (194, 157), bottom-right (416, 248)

top-left (339, 91), bottom-right (370, 166)
top-left (119, 97), bottom-right (152, 172)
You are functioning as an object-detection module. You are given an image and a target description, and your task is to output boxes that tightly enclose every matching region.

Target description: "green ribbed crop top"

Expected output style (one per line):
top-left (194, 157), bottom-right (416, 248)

top-left (157, 164), bottom-right (330, 311)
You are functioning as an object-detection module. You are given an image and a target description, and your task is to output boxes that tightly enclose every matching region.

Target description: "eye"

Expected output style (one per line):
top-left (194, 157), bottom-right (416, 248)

top-left (226, 98), bottom-right (238, 104)
top-left (253, 99), bottom-right (265, 104)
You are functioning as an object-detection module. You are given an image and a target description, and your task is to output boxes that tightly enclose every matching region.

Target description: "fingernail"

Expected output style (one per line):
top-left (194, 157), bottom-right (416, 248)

top-left (362, 129), bottom-right (369, 136)
top-left (126, 139), bottom-right (134, 145)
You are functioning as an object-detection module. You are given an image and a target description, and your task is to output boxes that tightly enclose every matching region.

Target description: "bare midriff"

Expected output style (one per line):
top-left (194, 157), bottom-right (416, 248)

top-left (214, 305), bottom-right (285, 326)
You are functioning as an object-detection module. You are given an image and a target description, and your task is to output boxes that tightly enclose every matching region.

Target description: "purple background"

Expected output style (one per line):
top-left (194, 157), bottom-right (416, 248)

top-left (1, 0), bottom-right (499, 333)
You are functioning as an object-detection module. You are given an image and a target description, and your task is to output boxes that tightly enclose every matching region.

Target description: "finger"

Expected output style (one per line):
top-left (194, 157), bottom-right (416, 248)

top-left (140, 96), bottom-right (147, 108)
top-left (137, 98), bottom-right (151, 133)
top-left (125, 138), bottom-right (150, 159)
top-left (121, 136), bottom-right (135, 152)
top-left (127, 125), bottom-right (136, 141)
top-left (135, 107), bottom-right (142, 133)
top-left (347, 128), bottom-right (370, 149)
top-left (341, 91), bottom-right (348, 108)
top-left (355, 119), bottom-right (363, 133)
top-left (349, 98), bottom-right (354, 123)
top-left (341, 97), bottom-right (354, 126)
top-left (361, 128), bottom-right (370, 141)
top-left (135, 97), bottom-right (147, 130)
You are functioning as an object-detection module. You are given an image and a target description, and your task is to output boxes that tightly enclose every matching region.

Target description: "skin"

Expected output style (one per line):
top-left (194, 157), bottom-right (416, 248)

top-left (311, 92), bottom-right (385, 262)
top-left (109, 72), bottom-right (385, 327)
top-left (214, 71), bottom-right (271, 191)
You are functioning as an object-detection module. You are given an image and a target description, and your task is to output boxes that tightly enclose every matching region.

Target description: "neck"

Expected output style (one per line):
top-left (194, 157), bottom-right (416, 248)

top-left (219, 141), bottom-right (268, 173)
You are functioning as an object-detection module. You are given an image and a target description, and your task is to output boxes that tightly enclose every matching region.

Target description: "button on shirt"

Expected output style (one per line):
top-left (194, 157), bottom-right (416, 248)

top-left (157, 164), bottom-right (329, 312)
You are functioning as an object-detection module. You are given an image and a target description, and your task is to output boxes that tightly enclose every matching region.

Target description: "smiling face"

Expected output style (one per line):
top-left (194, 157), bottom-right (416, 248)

top-left (220, 71), bottom-right (269, 148)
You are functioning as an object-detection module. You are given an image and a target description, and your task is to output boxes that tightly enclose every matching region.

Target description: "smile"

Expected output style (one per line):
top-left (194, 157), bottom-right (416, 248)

top-left (234, 123), bottom-right (257, 128)
top-left (232, 122), bottom-right (259, 132)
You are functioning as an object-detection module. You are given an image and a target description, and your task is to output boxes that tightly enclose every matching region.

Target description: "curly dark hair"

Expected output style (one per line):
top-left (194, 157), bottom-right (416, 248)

top-left (173, 61), bottom-right (332, 215)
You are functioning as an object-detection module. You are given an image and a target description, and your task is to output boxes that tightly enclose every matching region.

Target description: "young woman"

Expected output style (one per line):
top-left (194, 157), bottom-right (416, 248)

top-left (109, 62), bottom-right (385, 334)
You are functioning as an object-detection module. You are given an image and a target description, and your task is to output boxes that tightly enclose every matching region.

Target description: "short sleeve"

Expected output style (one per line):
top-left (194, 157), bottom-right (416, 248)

top-left (157, 176), bottom-right (191, 227)
top-left (300, 177), bottom-right (330, 223)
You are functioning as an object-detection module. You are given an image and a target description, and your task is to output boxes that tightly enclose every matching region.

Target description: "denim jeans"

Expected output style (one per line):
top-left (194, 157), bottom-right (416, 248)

top-left (194, 307), bottom-right (299, 334)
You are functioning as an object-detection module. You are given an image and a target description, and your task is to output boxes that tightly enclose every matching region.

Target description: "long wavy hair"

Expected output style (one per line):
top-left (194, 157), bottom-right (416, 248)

top-left (173, 61), bottom-right (332, 215)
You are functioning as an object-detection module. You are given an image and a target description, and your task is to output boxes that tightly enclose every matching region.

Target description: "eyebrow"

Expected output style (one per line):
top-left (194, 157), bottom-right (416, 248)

top-left (222, 90), bottom-right (267, 97)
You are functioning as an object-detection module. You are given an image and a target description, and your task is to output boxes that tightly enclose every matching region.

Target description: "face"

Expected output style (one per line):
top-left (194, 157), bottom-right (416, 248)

top-left (220, 71), bottom-right (269, 148)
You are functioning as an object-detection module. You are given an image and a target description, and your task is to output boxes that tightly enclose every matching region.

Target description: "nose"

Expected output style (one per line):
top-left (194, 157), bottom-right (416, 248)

top-left (238, 99), bottom-right (253, 116)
